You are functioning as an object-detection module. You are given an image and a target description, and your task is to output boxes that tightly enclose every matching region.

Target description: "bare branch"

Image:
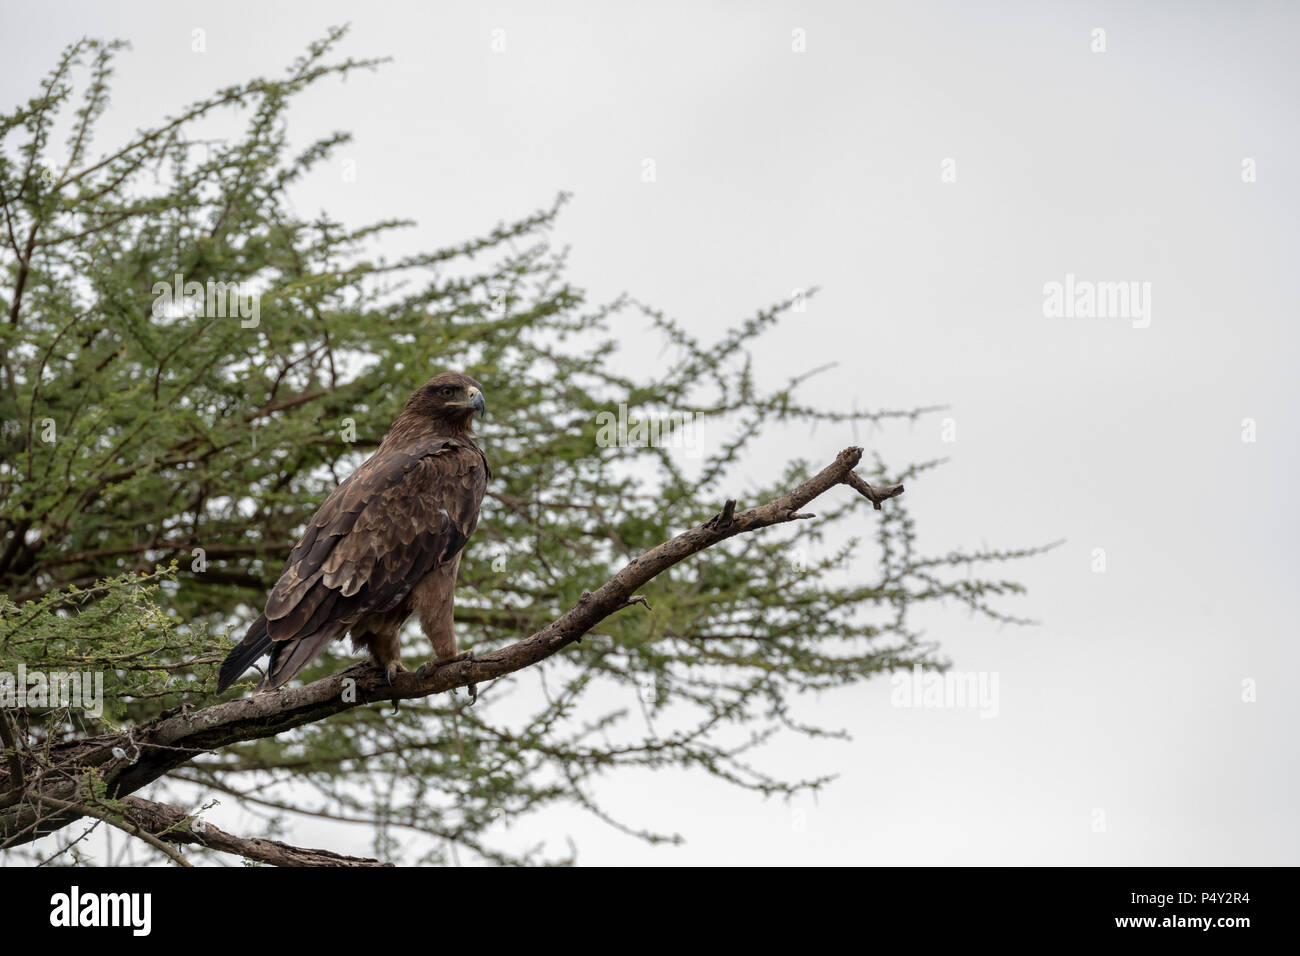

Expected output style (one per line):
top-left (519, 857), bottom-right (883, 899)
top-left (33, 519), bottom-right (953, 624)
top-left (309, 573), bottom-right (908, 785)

top-left (118, 797), bottom-right (392, 867)
top-left (0, 446), bottom-right (901, 847)
top-left (843, 472), bottom-right (906, 511)
top-left (32, 795), bottom-right (192, 867)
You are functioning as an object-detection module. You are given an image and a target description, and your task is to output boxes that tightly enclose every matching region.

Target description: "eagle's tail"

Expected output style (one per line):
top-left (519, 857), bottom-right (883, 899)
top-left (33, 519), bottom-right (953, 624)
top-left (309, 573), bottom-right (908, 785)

top-left (217, 613), bottom-right (273, 693)
top-left (261, 626), bottom-right (343, 690)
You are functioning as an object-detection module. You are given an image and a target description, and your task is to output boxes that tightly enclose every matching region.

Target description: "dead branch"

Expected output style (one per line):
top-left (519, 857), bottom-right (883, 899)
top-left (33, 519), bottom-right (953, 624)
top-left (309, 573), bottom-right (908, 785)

top-left (118, 796), bottom-right (391, 867)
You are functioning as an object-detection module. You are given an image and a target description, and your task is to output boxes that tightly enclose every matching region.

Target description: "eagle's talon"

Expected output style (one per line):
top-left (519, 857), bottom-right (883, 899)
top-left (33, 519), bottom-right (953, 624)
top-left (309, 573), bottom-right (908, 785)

top-left (441, 648), bottom-right (477, 705)
top-left (383, 660), bottom-right (407, 713)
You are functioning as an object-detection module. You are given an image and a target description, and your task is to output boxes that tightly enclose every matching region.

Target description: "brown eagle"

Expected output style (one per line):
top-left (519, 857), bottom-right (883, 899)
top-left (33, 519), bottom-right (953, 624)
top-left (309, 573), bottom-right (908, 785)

top-left (216, 371), bottom-right (490, 694)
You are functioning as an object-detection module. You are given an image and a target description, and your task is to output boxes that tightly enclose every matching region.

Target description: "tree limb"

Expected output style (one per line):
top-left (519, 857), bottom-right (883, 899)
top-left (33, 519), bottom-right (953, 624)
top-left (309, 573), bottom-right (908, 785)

top-left (0, 446), bottom-right (901, 847)
top-left (117, 796), bottom-right (392, 867)
top-left (31, 795), bottom-right (192, 867)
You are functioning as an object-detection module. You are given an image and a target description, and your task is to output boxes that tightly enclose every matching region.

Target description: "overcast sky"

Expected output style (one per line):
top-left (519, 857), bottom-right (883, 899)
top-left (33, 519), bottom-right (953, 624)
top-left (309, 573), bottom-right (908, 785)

top-left (3, 0), bottom-right (1297, 865)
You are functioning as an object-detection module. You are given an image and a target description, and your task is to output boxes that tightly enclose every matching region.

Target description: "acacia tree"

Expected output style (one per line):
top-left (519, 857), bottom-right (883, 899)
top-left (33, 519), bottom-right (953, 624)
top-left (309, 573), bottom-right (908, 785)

top-left (0, 30), bottom-right (1045, 865)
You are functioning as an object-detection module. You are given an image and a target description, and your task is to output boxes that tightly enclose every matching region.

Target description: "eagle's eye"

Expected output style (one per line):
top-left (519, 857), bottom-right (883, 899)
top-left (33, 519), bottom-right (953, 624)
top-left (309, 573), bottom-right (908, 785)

top-left (439, 386), bottom-right (455, 397)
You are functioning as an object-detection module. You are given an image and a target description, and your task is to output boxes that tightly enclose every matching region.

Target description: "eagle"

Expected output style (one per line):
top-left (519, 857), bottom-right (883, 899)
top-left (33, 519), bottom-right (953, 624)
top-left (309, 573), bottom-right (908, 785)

top-left (216, 371), bottom-right (490, 695)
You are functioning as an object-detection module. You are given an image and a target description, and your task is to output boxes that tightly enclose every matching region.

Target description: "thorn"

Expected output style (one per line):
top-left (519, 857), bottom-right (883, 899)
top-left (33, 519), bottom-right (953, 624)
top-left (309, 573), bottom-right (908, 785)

top-left (622, 594), bottom-right (653, 612)
top-left (706, 499), bottom-right (737, 531)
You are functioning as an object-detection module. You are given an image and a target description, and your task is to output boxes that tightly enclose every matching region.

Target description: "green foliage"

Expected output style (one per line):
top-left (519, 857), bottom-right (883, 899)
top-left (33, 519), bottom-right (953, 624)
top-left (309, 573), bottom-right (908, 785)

top-left (0, 29), bottom-right (1048, 865)
top-left (0, 564), bottom-right (220, 729)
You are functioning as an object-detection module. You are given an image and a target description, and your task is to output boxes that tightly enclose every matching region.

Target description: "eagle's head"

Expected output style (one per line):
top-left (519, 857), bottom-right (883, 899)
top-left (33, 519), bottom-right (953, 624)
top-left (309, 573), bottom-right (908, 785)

top-left (405, 371), bottom-right (487, 432)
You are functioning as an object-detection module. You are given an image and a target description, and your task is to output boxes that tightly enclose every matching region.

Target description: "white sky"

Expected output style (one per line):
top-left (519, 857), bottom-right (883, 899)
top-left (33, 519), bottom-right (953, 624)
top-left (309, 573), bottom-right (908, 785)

top-left (2, 0), bottom-right (1297, 865)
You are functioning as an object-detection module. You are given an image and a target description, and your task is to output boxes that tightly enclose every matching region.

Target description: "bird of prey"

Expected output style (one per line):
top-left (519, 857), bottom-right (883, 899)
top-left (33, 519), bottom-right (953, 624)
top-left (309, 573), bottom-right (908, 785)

top-left (216, 371), bottom-right (490, 694)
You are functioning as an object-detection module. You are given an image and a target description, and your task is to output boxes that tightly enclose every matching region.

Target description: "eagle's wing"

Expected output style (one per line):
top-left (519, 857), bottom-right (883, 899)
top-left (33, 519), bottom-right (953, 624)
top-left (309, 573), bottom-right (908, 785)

top-left (216, 437), bottom-right (488, 691)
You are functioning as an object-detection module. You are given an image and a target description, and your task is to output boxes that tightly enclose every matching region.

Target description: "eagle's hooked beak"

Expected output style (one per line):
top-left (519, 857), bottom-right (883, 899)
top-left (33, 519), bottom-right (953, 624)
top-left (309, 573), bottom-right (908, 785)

top-left (467, 386), bottom-right (486, 418)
